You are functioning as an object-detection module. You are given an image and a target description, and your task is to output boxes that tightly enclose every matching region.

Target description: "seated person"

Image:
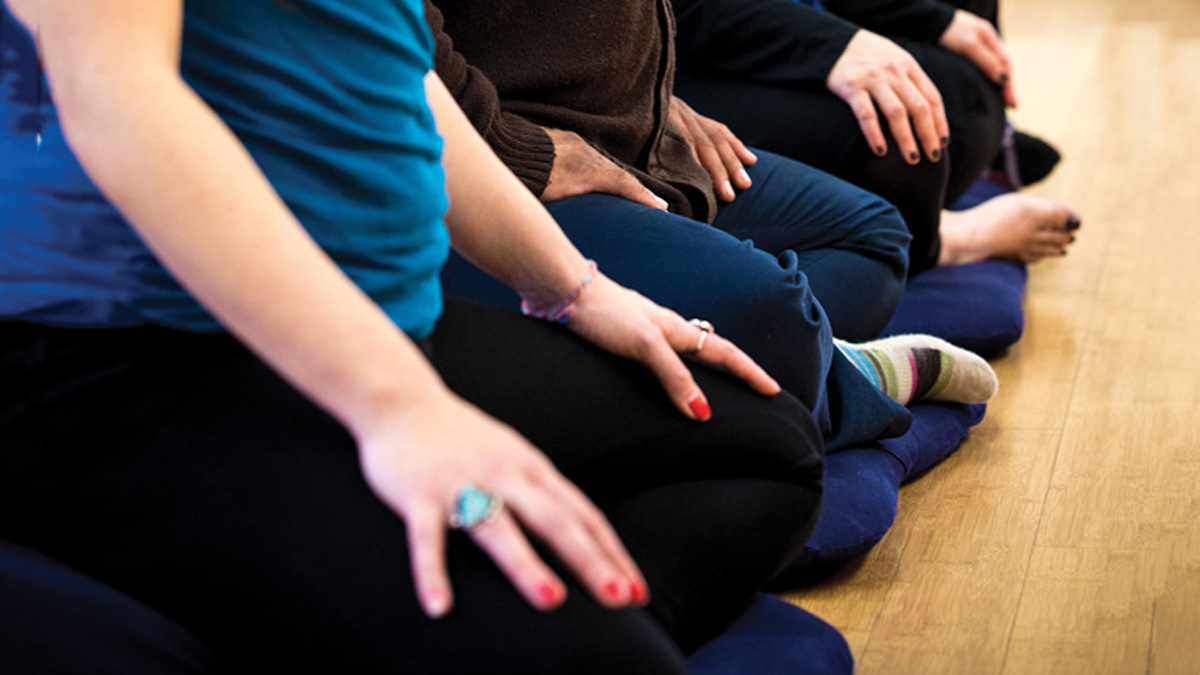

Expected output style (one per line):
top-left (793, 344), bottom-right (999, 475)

top-left (426, 0), bottom-right (996, 455)
top-left (1, 0), bottom-right (830, 671)
top-left (672, 0), bottom-right (1079, 270)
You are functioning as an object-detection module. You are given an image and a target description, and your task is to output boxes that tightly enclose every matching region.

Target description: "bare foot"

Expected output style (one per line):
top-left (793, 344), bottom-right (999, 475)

top-left (938, 193), bottom-right (1080, 266)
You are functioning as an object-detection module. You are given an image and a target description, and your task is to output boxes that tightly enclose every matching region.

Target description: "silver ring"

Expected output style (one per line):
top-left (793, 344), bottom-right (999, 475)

top-left (688, 318), bottom-right (714, 353)
top-left (448, 484), bottom-right (503, 530)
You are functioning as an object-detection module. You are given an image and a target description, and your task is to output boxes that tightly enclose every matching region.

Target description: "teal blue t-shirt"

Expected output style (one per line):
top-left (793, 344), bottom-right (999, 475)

top-left (0, 0), bottom-right (450, 339)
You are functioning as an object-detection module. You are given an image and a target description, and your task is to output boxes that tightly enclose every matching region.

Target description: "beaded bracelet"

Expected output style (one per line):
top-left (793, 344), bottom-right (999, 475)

top-left (519, 260), bottom-right (598, 325)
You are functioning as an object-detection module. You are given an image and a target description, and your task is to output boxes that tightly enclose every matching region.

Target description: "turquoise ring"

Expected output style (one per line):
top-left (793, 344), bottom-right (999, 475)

top-left (449, 484), bottom-right (503, 530)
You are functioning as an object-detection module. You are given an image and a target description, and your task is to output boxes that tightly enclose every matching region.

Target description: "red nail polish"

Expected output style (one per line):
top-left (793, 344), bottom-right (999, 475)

top-left (687, 395), bottom-right (711, 421)
top-left (630, 581), bottom-right (649, 605)
top-left (604, 580), bottom-right (622, 601)
top-left (537, 582), bottom-right (561, 606)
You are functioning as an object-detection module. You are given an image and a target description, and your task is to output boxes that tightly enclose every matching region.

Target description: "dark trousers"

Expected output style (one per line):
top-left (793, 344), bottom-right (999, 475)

top-left (443, 150), bottom-right (913, 452)
top-left (0, 299), bottom-right (823, 674)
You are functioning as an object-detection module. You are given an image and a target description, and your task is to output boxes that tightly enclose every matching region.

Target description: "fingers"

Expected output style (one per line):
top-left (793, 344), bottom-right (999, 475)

top-left (603, 166), bottom-right (670, 211)
top-left (543, 127), bottom-right (669, 209)
top-left (871, 85), bottom-right (921, 165)
top-left (691, 330), bottom-right (782, 397)
top-left (639, 331), bottom-right (715, 421)
top-left (636, 314), bottom-right (783, 423)
top-left (674, 99), bottom-right (753, 202)
top-left (468, 510), bottom-right (568, 611)
top-left (406, 501), bottom-right (453, 618)
top-left (686, 117), bottom-right (740, 201)
top-left (909, 69), bottom-right (950, 159)
top-left (461, 464), bottom-right (648, 613)
top-left (845, 89), bottom-right (889, 157)
top-left (511, 469), bottom-right (650, 608)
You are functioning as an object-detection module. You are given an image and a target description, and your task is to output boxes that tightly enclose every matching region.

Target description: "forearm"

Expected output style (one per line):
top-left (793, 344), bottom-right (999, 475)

top-left (29, 1), bottom-right (448, 441)
top-left (673, 0), bottom-right (858, 85)
top-left (426, 73), bottom-right (590, 309)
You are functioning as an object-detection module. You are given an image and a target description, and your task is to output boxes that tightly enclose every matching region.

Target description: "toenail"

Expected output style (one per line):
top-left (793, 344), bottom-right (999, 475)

top-left (1066, 217), bottom-right (1081, 231)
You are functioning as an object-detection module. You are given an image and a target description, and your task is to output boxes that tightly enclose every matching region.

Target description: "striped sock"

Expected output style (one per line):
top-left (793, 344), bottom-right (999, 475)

top-left (835, 334), bottom-right (998, 406)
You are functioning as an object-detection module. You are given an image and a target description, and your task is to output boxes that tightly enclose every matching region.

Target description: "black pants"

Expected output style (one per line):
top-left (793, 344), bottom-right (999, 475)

top-left (0, 300), bottom-right (823, 674)
top-left (675, 26), bottom-right (1005, 275)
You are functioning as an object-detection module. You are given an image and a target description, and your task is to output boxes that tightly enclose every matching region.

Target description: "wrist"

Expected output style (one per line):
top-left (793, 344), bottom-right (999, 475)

top-left (519, 259), bottom-right (598, 324)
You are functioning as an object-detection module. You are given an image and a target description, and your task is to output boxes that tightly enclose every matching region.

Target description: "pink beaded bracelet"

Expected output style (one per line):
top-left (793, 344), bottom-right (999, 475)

top-left (519, 260), bottom-right (598, 324)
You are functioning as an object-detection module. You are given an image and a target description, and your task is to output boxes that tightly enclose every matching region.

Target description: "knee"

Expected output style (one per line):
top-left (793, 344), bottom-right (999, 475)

top-left (846, 198), bottom-right (912, 287)
top-left (498, 604), bottom-right (690, 674)
top-left (708, 385), bottom-right (825, 491)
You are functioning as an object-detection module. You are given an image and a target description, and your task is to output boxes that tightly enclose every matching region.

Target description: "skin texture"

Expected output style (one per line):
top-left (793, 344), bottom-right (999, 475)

top-left (541, 128), bottom-right (669, 210)
top-left (11, 0), bottom-right (780, 622)
top-left (826, 29), bottom-right (950, 164)
top-left (668, 96), bottom-right (758, 202)
top-left (938, 9), bottom-right (1018, 108)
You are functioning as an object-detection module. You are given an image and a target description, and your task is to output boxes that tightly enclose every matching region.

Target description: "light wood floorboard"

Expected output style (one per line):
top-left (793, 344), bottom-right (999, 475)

top-left (781, 0), bottom-right (1200, 672)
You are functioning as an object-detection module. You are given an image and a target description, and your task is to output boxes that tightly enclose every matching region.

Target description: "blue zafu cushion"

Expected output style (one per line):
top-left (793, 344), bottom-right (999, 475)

top-left (688, 593), bottom-right (853, 675)
top-left (883, 175), bottom-right (1028, 358)
top-left (776, 402), bottom-right (986, 586)
top-left (883, 261), bottom-right (1027, 358)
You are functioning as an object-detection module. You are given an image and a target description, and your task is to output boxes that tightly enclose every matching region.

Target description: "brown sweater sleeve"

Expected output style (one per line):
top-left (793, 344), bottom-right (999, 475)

top-left (423, 0), bottom-right (556, 196)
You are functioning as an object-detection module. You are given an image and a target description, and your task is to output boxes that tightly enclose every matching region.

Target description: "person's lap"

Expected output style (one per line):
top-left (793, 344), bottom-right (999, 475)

top-left (0, 307), bottom-right (823, 672)
top-left (443, 152), bottom-right (911, 447)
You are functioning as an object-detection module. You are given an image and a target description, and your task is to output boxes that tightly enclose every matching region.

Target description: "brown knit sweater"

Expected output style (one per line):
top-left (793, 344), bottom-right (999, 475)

top-left (426, 0), bottom-right (717, 223)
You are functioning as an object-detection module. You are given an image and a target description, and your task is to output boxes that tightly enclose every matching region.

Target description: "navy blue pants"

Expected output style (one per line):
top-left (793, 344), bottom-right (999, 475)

top-left (443, 150), bottom-right (913, 451)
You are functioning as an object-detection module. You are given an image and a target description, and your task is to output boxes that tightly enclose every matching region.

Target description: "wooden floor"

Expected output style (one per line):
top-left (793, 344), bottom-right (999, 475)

top-left (781, 0), bottom-right (1200, 672)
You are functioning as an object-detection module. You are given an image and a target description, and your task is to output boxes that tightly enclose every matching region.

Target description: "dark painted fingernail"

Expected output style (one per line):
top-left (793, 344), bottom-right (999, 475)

top-left (932, 148), bottom-right (942, 161)
top-left (687, 394), bottom-right (711, 421)
top-left (999, 72), bottom-right (1010, 84)
top-left (874, 145), bottom-right (886, 157)
top-left (941, 135), bottom-right (950, 147)
top-left (909, 151), bottom-right (920, 163)
top-left (1066, 217), bottom-right (1081, 231)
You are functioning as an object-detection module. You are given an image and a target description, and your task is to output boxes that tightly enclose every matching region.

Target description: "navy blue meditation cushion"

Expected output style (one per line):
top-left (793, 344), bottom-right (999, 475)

top-left (882, 175), bottom-right (1028, 358)
top-left (883, 261), bottom-right (1027, 359)
top-left (775, 402), bottom-right (986, 587)
top-left (0, 540), bottom-right (221, 674)
top-left (688, 593), bottom-right (853, 675)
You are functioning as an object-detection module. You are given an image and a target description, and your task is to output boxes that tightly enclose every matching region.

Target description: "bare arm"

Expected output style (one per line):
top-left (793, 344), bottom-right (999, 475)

top-left (11, 0), bottom-right (647, 620)
top-left (428, 73), bottom-right (781, 412)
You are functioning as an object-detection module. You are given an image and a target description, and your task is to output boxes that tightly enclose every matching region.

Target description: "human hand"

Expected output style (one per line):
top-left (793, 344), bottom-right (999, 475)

top-left (827, 29), bottom-right (949, 164)
top-left (668, 97), bottom-right (758, 202)
top-left (939, 9), bottom-right (1018, 108)
top-left (542, 128), bottom-right (669, 210)
top-left (566, 271), bottom-right (781, 421)
top-left (357, 391), bottom-right (648, 619)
